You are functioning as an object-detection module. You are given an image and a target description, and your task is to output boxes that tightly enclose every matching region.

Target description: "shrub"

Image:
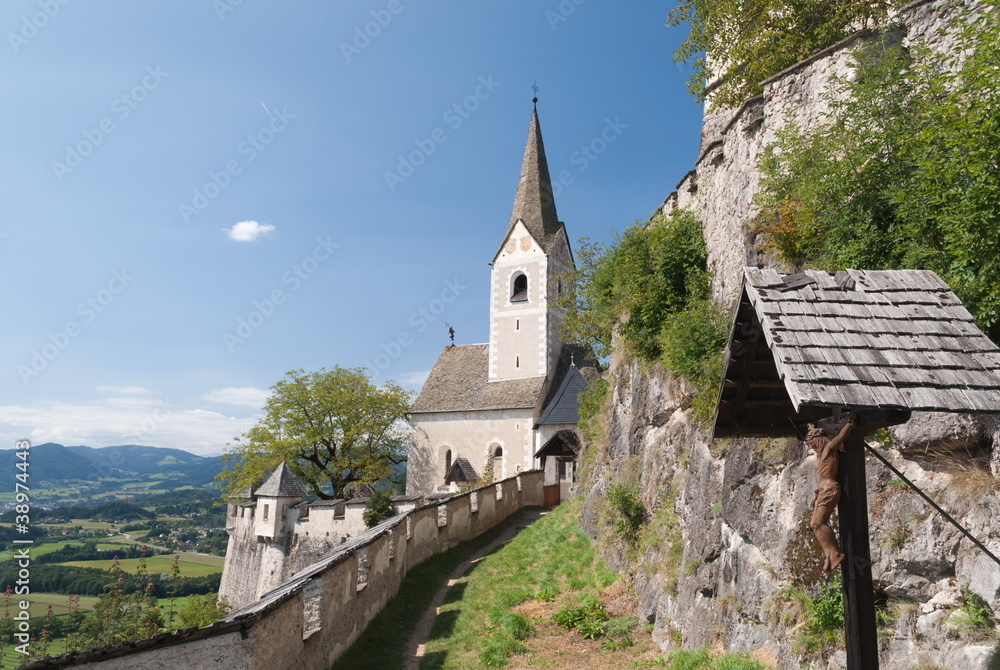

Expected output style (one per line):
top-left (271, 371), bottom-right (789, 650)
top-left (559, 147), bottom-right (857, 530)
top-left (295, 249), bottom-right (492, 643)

top-left (951, 584), bottom-right (998, 641)
top-left (362, 490), bottom-right (396, 528)
top-left (606, 484), bottom-right (646, 544)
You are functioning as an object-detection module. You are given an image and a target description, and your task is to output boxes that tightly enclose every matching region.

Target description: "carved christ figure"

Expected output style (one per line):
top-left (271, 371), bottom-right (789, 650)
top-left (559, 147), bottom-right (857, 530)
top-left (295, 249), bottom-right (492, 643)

top-left (806, 416), bottom-right (855, 572)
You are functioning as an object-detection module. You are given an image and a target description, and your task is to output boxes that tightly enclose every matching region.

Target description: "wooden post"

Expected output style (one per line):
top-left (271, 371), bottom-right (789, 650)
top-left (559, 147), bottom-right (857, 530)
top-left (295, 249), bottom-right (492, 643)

top-left (837, 430), bottom-right (879, 669)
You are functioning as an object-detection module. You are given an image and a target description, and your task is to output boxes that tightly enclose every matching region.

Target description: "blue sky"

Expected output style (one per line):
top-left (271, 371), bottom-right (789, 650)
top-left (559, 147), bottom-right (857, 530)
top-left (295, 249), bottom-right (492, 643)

top-left (1, 1), bottom-right (703, 456)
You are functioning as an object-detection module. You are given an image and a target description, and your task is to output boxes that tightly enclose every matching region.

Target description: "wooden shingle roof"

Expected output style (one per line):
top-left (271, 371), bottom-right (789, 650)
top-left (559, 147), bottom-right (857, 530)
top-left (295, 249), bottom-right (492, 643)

top-left (714, 268), bottom-right (1000, 437)
top-left (409, 344), bottom-right (546, 414)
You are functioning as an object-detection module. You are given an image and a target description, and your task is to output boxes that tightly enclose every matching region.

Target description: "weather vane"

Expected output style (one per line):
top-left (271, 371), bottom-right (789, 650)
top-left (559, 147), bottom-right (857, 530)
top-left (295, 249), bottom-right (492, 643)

top-left (532, 82), bottom-right (539, 106)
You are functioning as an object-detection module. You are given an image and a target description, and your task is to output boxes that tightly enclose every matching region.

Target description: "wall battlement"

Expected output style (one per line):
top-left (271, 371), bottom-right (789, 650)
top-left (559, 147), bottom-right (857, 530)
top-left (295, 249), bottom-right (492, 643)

top-left (22, 471), bottom-right (544, 670)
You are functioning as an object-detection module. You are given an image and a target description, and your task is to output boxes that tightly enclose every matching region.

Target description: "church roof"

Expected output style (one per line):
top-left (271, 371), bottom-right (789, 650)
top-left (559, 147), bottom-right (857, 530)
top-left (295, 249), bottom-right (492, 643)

top-left (409, 344), bottom-right (546, 414)
top-left (496, 107), bottom-right (565, 257)
top-left (254, 461), bottom-right (309, 498)
top-left (535, 362), bottom-right (587, 425)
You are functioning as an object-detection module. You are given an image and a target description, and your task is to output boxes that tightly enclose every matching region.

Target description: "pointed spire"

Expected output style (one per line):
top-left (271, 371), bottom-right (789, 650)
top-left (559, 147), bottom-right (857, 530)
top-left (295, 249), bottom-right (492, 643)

top-left (254, 460), bottom-right (308, 498)
top-left (506, 103), bottom-right (561, 249)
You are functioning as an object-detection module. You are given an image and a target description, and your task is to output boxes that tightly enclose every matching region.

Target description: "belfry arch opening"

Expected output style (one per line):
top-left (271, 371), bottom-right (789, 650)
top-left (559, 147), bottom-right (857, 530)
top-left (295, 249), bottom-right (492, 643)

top-left (511, 273), bottom-right (528, 302)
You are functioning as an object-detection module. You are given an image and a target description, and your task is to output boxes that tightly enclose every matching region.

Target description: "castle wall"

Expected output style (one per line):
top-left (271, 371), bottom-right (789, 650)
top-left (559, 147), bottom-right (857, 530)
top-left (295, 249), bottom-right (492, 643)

top-left (665, 0), bottom-right (965, 306)
top-left (28, 471), bottom-right (545, 670)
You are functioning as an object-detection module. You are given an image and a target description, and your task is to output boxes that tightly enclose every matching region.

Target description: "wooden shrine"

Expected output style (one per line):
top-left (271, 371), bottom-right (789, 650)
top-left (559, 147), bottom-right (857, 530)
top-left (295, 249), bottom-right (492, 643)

top-left (713, 268), bottom-right (1000, 669)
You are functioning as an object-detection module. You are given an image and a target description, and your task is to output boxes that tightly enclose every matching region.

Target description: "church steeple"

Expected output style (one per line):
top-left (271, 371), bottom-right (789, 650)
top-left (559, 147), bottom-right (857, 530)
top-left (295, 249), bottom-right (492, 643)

top-left (505, 105), bottom-right (561, 251)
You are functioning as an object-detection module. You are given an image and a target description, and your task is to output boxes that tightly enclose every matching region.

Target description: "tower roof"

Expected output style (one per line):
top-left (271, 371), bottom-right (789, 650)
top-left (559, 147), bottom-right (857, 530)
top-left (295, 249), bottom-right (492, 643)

top-left (535, 362), bottom-right (587, 426)
top-left (254, 461), bottom-right (309, 498)
top-left (500, 106), bottom-right (564, 255)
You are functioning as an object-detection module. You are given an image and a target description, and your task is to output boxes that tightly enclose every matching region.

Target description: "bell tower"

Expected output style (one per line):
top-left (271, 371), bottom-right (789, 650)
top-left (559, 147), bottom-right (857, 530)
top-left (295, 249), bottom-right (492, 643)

top-left (488, 100), bottom-right (573, 383)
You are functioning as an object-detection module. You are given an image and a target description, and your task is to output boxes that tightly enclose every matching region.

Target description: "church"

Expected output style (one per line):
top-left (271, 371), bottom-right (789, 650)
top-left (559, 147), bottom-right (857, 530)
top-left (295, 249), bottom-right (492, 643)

top-left (406, 102), bottom-right (592, 498)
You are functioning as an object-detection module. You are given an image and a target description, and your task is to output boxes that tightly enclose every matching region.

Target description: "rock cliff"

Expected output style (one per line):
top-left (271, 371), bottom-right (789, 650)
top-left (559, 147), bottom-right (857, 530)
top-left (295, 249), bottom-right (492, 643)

top-left (580, 1), bottom-right (1000, 667)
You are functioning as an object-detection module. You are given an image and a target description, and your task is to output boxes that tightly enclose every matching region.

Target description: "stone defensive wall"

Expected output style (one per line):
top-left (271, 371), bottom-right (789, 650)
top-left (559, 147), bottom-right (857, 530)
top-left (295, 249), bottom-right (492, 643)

top-left (22, 470), bottom-right (545, 670)
top-left (663, 0), bottom-right (963, 305)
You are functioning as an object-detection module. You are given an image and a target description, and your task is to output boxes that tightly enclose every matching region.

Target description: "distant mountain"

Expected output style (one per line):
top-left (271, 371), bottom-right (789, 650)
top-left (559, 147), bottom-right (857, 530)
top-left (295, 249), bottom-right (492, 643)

top-left (0, 443), bottom-right (224, 492)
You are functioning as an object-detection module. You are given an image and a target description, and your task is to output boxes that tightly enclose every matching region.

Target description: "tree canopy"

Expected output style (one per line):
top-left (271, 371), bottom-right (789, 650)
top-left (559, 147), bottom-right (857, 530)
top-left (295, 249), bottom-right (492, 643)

top-left (217, 366), bottom-right (411, 500)
top-left (755, 2), bottom-right (1000, 340)
top-left (668, 0), bottom-right (898, 107)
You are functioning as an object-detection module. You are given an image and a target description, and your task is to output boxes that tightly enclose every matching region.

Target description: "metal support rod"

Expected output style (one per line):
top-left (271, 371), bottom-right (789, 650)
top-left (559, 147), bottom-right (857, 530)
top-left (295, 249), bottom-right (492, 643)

top-left (863, 441), bottom-right (1000, 570)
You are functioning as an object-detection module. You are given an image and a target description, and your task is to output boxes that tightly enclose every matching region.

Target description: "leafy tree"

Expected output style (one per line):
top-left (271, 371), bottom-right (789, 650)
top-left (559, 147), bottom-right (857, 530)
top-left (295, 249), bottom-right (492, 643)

top-left (217, 367), bottom-right (411, 500)
top-left (362, 490), bottom-right (397, 528)
top-left (555, 210), bottom-right (710, 360)
top-left (755, 2), bottom-right (1000, 339)
top-left (668, 0), bottom-right (899, 107)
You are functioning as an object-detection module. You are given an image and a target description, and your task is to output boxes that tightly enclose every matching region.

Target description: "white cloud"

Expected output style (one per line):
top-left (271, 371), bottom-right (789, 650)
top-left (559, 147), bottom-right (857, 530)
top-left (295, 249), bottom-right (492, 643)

top-left (94, 385), bottom-right (153, 395)
top-left (225, 220), bottom-right (275, 242)
top-left (0, 398), bottom-right (257, 457)
top-left (201, 387), bottom-right (270, 409)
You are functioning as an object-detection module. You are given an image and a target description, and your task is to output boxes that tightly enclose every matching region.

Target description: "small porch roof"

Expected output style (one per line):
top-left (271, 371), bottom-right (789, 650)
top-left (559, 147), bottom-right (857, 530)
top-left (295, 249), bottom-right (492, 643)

top-left (713, 268), bottom-right (1000, 438)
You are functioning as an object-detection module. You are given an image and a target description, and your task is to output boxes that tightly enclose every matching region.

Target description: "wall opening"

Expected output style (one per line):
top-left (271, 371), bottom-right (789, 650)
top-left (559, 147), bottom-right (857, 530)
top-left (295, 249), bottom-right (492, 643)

top-left (511, 273), bottom-right (528, 302)
top-left (493, 446), bottom-right (503, 479)
top-left (263, 504), bottom-right (269, 521)
top-left (334, 502), bottom-right (346, 520)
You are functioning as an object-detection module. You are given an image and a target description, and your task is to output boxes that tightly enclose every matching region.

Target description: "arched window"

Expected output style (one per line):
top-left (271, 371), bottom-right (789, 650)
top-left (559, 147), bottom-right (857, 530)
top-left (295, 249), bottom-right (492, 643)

top-left (511, 273), bottom-right (528, 302)
top-left (492, 446), bottom-right (503, 479)
top-left (444, 449), bottom-right (452, 473)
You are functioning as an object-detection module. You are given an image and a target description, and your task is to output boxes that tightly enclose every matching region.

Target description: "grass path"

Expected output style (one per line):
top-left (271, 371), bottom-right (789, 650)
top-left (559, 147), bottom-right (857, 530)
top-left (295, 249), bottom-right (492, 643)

top-left (403, 509), bottom-right (547, 670)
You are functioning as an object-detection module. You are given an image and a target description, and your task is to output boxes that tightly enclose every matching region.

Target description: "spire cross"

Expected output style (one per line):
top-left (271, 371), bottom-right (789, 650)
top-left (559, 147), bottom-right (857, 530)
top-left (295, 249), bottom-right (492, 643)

top-left (532, 83), bottom-right (539, 107)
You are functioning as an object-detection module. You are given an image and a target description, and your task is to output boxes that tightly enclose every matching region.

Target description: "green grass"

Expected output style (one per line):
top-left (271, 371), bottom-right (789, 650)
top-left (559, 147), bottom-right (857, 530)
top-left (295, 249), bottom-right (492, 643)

top-left (418, 498), bottom-right (616, 669)
top-left (57, 553), bottom-right (223, 577)
top-left (331, 518), bottom-right (519, 670)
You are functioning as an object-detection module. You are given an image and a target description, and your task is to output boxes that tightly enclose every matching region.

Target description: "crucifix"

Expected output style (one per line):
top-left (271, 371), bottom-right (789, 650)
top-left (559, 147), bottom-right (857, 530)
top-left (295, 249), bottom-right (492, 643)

top-left (808, 410), bottom-right (904, 670)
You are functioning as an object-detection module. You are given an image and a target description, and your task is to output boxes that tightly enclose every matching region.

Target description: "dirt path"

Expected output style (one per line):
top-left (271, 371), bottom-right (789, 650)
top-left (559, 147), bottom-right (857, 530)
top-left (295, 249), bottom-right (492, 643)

top-left (402, 508), bottom-right (547, 670)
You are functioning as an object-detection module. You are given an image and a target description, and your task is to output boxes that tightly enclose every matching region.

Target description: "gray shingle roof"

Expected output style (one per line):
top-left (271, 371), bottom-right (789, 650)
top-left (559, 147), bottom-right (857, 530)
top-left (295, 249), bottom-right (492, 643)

top-left (716, 268), bottom-right (1000, 436)
top-left (445, 457), bottom-right (478, 483)
top-left (535, 363), bottom-right (586, 425)
top-left (253, 461), bottom-right (309, 498)
top-left (494, 108), bottom-right (565, 258)
top-left (409, 344), bottom-right (546, 413)
top-left (534, 429), bottom-right (580, 458)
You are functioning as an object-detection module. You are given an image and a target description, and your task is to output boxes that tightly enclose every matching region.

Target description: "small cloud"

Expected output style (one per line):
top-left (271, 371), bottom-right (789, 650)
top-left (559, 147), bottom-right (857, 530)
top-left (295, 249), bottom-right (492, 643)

top-left (95, 386), bottom-right (153, 395)
top-left (201, 387), bottom-right (270, 409)
top-left (225, 220), bottom-right (275, 242)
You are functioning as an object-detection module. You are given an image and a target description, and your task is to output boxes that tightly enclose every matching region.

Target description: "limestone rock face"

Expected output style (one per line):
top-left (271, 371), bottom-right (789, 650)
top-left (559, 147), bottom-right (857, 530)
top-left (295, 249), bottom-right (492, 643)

top-left (583, 4), bottom-right (1000, 666)
top-left (581, 360), bottom-right (1000, 669)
